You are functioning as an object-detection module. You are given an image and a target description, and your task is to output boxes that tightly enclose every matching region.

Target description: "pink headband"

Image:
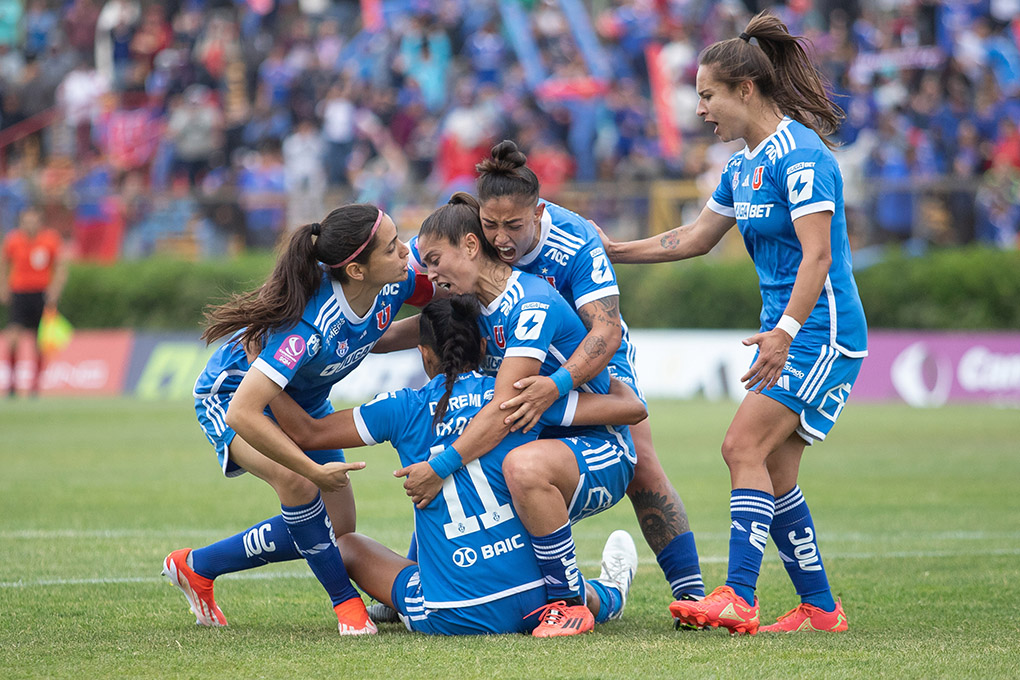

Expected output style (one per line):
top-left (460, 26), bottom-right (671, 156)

top-left (329, 209), bottom-right (384, 268)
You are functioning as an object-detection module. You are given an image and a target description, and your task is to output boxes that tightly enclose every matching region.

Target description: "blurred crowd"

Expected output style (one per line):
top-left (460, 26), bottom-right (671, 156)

top-left (0, 0), bottom-right (1018, 260)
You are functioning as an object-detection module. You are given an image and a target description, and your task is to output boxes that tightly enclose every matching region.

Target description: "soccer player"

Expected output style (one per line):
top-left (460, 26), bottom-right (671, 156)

top-left (598, 11), bottom-right (866, 634)
top-left (471, 140), bottom-right (706, 616)
top-left (402, 194), bottom-right (637, 637)
top-left (1, 206), bottom-right (67, 397)
top-left (270, 295), bottom-right (643, 635)
top-left (162, 204), bottom-right (432, 635)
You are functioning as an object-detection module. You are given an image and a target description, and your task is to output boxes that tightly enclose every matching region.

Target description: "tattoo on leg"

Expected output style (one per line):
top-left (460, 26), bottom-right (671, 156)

top-left (629, 489), bottom-right (690, 554)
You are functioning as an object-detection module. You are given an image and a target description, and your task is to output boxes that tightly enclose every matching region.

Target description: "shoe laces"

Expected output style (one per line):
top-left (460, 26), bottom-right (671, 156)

top-left (526, 600), bottom-right (568, 626)
top-left (776, 603), bottom-right (814, 622)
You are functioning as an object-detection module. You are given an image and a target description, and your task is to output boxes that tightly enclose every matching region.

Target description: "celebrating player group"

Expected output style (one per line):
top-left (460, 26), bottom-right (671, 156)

top-left (164, 11), bottom-right (866, 638)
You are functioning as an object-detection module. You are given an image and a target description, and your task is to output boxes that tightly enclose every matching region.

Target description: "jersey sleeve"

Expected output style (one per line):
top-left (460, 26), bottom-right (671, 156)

top-left (407, 235), bottom-right (426, 273)
top-left (777, 148), bottom-right (838, 221)
top-left (503, 291), bottom-right (560, 364)
top-left (566, 236), bottom-right (619, 310)
top-left (708, 157), bottom-right (737, 217)
top-left (404, 270), bottom-right (435, 308)
top-left (352, 389), bottom-right (413, 446)
top-left (251, 320), bottom-right (320, 389)
top-left (538, 391), bottom-right (578, 428)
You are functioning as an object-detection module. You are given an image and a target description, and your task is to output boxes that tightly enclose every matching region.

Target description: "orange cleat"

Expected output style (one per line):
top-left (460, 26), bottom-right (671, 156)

top-left (668, 585), bottom-right (759, 635)
top-left (760, 600), bottom-right (847, 633)
top-left (335, 597), bottom-right (378, 636)
top-left (162, 549), bottom-right (227, 627)
top-left (529, 601), bottom-right (595, 638)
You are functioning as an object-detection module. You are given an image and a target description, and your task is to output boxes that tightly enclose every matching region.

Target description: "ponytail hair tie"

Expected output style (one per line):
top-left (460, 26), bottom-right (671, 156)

top-left (310, 222), bottom-right (321, 236)
top-left (739, 32), bottom-right (751, 42)
top-left (328, 209), bottom-right (384, 269)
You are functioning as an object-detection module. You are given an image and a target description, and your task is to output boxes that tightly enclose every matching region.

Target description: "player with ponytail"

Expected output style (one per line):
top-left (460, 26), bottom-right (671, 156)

top-left (163, 204), bottom-right (433, 636)
top-left (600, 10), bottom-right (866, 634)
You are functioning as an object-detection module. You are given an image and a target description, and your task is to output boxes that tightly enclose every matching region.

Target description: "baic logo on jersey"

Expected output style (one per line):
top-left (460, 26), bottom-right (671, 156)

top-left (493, 324), bottom-right (506, 349)
top-left (274, 335), bottom-right (306, 368)
top-left (752, 166), bottom-right (764, 190)
top-left (376, 304), bottom-right (391, 330)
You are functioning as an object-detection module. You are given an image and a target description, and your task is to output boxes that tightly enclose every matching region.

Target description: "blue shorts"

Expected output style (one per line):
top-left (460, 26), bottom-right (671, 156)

top-left (759, 342), bottom-right (863, 445)
top-left (194, 393), bottom-right (345, 477)
top-left (561, 428), bottom-right (636, 524)
top-left (391, 565), bottom-right (548, 635)
top-left (609, 339), bottom-right (646, 405)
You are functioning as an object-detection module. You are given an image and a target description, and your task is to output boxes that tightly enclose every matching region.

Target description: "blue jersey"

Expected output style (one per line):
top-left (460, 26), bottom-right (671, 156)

top-left (708, 117), bottom-right (868, 357)
top-left (194, 267), bottom-right (431, 410)
top-left (476, 270), bottom-right (631, 451)
top-left (354, 371), bottom-right (577, 609)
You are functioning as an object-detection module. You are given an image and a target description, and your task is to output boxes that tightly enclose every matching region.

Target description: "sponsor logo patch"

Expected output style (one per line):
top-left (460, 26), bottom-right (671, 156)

top-left (274, 335), bottom-right (306, 369)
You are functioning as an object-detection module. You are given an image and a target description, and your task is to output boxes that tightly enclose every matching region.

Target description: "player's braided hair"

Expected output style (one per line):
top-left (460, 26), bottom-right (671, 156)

top-left (419, 295), bottom-right (483, 426)
top-left (700, 10), bottom-right (844, 150)
top-left (202, 204), bottom-right (383, 352)
top-left (418, 192), bottom-right (501, 260)
top-left (476, 140), bottom-right (541, 205)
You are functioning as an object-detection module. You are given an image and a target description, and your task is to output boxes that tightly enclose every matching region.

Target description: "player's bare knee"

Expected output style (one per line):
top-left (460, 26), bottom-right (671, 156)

top-left (502, 448), bottom-right (550, 492)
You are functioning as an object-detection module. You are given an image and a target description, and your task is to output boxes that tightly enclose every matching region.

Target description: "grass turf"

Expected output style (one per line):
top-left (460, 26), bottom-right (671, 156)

top-left (1, 397), bottom-right (1018, 679)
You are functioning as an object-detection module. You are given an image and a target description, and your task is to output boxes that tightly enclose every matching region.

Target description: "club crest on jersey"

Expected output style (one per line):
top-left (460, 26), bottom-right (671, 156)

top-left (274, 335), bottom-right (306, 368)
top-left (732, 171), bottom-right (740, 191)
top-left (493, 324), bottom-right (506, 349)
top-left (375, 304), bottom-right (391, 330)
top-left (752, 166), bottom-right (764, 190)
top-left (335, 339), bottom-right (349, 357)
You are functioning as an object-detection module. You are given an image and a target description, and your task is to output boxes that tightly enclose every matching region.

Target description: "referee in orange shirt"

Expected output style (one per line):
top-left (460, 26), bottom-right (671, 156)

top-left (1, 206), bottom-right (68, 397)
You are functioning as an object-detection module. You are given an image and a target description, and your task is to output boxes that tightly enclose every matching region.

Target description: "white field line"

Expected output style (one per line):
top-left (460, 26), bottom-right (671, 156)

top-left (3, 546), bottom-right (1020, 589)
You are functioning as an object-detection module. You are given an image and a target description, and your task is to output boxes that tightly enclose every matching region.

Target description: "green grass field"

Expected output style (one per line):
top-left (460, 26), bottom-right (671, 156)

top-left (1, 397), bottom-right (1018, 679)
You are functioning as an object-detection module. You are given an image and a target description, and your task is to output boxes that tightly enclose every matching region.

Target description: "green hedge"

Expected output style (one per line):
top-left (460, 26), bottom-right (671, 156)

top-left (5, 247), bottom-right (1018, 331)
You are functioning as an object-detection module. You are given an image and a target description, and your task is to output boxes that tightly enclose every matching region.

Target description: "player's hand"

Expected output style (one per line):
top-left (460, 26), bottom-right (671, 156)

top-left (500, 375), bottom-right (558, 433)
top-left (741, 328), bottom-right (793, 393)
top-left (312, 461), bottom-right (366, 492)
top-left (394, 461), bottom-right (443, 509)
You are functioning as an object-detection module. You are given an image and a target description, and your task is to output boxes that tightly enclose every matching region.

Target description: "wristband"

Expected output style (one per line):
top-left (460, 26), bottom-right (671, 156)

top-left (428, 445), bottom-right (463, 479)
top-left (775, 314), bottom-right (801, 340)
top-left (549, 367), bottom-right (574, 399)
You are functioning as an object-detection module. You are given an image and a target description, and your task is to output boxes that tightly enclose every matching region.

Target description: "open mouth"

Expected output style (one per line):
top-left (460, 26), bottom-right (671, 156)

top-left (495, 246), bottom-right (516, 262)
top-left (437, 282), bottom-right (452, 291)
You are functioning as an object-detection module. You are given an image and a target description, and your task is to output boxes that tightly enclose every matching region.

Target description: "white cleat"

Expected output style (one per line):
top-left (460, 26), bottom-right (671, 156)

top-left (595, 529), bottom-right (638, 620)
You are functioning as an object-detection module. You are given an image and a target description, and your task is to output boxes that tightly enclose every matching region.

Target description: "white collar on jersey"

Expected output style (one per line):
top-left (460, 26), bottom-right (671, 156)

top-left (480, 269), bottom-right (522, 316)
top-left (743, 116), bottom-right (793, 160)
top-left (330, 277), bottom-right (375, 325)
top-left (516, 202), bottom-right (554, 267)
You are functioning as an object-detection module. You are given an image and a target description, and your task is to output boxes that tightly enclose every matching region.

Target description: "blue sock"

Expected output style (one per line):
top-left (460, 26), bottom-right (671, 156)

top-left (725, 488), bottom-right (774, 607)
top-left (531, 522), bottom-right (584, 602)
top-left (190, 514), bottom-right (301, 579)
top-left (655, 531), bottom-right (705, 599)
top-left (281, 494), bottom-right (359, 607)
top-left (588, 578), bottom-right (622, 624)
top-left (770, 485), bottom-right (836, 611)
top-left (406, 531), bottom-right (418, 561)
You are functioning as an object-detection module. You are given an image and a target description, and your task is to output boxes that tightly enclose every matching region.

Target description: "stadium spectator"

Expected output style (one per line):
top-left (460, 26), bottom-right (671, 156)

top-left (1, 205), bottom-right (67, 397)
top-left (282, 117), bottom-right (326, 231)
top-left (601, 11), bottom-right (867, 635)
top-left (166, 84), bottom-right (223, 187)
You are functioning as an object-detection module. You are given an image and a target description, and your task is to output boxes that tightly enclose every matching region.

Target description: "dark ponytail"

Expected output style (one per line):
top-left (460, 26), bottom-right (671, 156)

top-left (202, 204), bottom-right (384, 351)
top-left (699, 11), bottom-right (844, 149)
top-left (419, 294), bottom-right (483, 426)
top-left (475, 140), bottom-right (541, 205)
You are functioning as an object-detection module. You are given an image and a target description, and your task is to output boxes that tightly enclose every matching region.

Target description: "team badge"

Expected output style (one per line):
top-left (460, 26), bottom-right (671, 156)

top-left (732, 171), bottom-right (740, 191)
top-left (493, 324), bottom-right (506, 349)
top-left (752, 166), bottom-right (764, 190)
top-left (336, 339), bottom-right (349, 357)
top-left (375, 304), bottom-right (391, 330)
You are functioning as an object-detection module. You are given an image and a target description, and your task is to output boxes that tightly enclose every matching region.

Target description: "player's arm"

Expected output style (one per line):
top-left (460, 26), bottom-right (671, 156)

top-left (742, 210), bottom-right (832, 393)
top-left (499, 294), bottom-right (621, 432)
top-left (226, 369), bottom-right (365, 491)
top-left (570, 377), bottom-right (647, 426)
top-left (597, 206), bottom-right (734, 264)
top-left (372, 314), bottom-right (420, 353)
top-left (269, 390), bottom-right (368, 451)
top-left (396, 356), bottom-right (539, 509)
